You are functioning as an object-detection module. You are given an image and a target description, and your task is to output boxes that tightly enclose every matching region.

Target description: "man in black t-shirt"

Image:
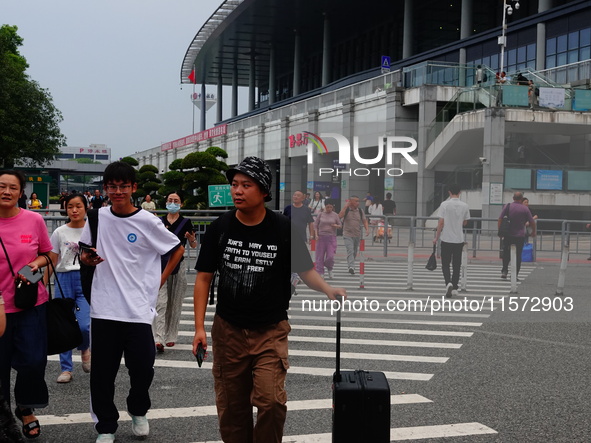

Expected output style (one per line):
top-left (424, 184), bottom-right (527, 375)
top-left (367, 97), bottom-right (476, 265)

top-left (90, 189), bottom-right (105, 209)
top-left (192, 156), bottom-right (346, 443)
top-left (283, 190), bottom-right (315, 242)
top-left (382, 192), bottom-right (396, 216)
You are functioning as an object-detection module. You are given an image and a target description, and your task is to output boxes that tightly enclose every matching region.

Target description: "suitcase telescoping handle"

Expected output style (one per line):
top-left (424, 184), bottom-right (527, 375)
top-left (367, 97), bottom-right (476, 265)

top-left (334, 304), bottom-right (342, 382)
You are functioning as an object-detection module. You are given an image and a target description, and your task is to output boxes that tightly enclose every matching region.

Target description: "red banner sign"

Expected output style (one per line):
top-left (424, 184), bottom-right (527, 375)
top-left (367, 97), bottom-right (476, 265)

top-left (161, 124), bottom-right (228, 151)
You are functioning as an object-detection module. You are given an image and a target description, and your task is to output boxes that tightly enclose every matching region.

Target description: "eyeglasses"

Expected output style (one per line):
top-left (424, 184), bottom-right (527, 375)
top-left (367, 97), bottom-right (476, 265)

top-left (106, 184), bottom-right (132, 193)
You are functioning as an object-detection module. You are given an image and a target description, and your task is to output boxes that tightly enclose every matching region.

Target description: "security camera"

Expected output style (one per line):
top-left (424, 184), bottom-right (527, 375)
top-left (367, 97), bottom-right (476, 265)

top-left (479, 157), bottom-right (488, 164)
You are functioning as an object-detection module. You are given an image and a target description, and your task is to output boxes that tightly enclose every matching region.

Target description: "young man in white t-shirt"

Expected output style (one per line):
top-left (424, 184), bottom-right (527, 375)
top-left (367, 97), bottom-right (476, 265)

top-left (79, 162), bottom-right (184, 443)
top-left (433, 184), bottom-right (470, 298)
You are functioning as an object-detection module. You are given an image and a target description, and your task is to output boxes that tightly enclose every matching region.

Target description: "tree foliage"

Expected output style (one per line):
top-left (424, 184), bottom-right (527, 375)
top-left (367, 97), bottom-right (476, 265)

top-left (158, 146), bottom-right (229, 209)
top-left (134, 164), bottom-right (161, 203)
top-left (0, 25), bottom-right (66, 168)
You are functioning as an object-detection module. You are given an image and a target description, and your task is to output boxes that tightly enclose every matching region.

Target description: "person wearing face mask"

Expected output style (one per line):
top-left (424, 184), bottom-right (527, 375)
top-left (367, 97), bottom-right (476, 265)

top-left (153, 192), bottom-right (197, 353)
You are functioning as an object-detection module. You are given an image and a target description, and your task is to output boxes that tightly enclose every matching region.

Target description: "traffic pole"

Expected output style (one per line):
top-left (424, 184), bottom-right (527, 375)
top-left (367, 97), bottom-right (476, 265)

top-left (460, 243), bottom-right (468, 292)
top-left (310, 238), bottom-right (316, 269)
top-left (510, 244), bottom-right (518, 293)
top-left (359, 239), bottom-right (365, 289)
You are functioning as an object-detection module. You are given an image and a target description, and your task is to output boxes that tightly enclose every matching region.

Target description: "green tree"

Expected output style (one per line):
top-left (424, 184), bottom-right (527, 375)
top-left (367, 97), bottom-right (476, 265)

top-left (0, 25), bottom-right (66, 168)
top-left (181, 146), bottom-right (228, 208)
top-left (135, 164), bottom-right (161, 204)
top-left (120, 156), bottom-right (139, 167)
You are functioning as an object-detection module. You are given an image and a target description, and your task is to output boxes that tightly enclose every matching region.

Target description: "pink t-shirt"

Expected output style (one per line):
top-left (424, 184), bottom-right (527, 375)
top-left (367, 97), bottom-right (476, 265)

top-left (0, 209), bottom-right (52, 313)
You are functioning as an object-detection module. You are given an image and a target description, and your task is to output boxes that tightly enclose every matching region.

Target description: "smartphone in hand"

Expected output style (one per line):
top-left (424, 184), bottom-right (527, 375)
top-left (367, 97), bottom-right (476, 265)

top-left (196, 343), bottom-right (206, 367)
top-left (17, 265), bottom-right (44, 285)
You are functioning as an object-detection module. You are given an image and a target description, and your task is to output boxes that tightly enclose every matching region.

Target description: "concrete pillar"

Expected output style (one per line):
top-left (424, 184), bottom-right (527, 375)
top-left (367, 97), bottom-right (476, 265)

top-left (481, 108), bottom-right (506, 231)
top-left (269, 45), bottom-right (276, 105)
top-left (306, 110), bottom-right (320, 195)
top-left (280, 117), bottom-right (292, 209)
top-left (322, 15), bottom-right (331, 86)
top-left (459, 0), bottom-right (473, 86)
top-left (416, 86), bottom-right (437, 218)
top-left (385, 87), bottom-right (417, 219)
top-left (249, 55), bottom-right (256, 112)
top-left (236, 129), bottom-right (245, 165)
top-left (293, 31), bottom-right (301, 96)
top-left (232, 63), bottom-right (238, 117)
top-left (217, 71), bottom-right (223, 123)
top-left (536, 0), bottom-right (553, 70)
top-left (200, 83), bottom-right (206, 131)
top-left (570, 135), bottom-right (591, 166)
top-left (403, 0), bottom-right (414, 59)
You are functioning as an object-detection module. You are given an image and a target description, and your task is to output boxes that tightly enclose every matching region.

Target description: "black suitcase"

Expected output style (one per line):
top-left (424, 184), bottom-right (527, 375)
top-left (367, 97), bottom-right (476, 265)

top-left (332, 308), bottom-right (391, 443)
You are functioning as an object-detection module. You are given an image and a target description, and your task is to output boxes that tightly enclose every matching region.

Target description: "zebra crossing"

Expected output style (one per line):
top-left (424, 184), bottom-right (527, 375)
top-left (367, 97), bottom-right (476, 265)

top-left (41, 261), bottom-right (533, 441)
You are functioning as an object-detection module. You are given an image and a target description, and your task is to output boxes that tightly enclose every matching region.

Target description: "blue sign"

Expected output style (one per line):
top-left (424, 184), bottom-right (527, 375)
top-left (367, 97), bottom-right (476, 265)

top-left (536, 170), bottom-right (563, 190)
top-left (573, 89), bottom-right (591, 111)
top-left (381, 56), bottom-right (391, 73)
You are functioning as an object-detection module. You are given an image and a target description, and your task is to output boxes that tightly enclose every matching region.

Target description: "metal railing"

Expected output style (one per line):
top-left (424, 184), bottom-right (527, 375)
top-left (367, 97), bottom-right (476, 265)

top-left (40, 212), bottom-right (591, 272)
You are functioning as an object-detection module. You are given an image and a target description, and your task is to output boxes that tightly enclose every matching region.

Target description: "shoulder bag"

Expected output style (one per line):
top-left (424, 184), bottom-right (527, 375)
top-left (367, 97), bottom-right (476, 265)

top-left (498, 204), bottom-right (511, 238)
top-left (44, 256), bottom-right (83, 355)
top-left (0, 235), bottom-right (39, 310)
top-left (425, 244), bottom-right (437, 271)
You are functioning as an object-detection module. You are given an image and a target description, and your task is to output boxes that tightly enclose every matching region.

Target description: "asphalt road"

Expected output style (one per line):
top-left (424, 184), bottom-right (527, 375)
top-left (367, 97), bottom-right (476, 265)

top-left (8, 259), bottom-right (591, 442)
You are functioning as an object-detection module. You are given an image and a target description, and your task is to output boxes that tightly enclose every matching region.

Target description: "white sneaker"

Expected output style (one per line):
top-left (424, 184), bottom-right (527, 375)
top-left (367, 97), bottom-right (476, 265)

top-left (445, 283), bottom-right (453, 298)
top-left (451, 289), bottom-right (458, 297)
top-left (328, 270), bottom-right (334, 279)
top-left (130, 414), bottom-right (149, 437)
top-left (96, 434), bottom-right (115, 442)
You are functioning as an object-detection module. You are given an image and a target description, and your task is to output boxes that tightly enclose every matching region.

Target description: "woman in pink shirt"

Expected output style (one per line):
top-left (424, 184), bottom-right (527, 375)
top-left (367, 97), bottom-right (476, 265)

top-left (313, 203), bottom-right (341, 279)
top-left (0, 170), bottom-right (52, 439)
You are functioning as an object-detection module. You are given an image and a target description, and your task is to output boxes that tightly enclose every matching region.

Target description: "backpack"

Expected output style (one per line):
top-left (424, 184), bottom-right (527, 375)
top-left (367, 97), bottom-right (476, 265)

top-left (208, 209), bottom-right (293, 305)
top-left (79, 209), bottom-right (99, 304)
top-left (337, 207), bottom-right (364, 236)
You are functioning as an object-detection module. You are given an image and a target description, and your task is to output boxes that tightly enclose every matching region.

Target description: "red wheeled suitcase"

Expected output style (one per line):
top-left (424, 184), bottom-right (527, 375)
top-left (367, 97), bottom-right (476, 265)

top-left (332, 308), bottom-right (391, 443)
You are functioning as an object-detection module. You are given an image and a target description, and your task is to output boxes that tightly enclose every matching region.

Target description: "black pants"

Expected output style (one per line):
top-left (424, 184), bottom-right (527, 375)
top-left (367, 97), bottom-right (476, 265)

top-left (502, 236), bottom-right (525, 276)
top-left (440, 241), bottom-right (464, 290)
top-left (90, 319), bottom-right (155, 435)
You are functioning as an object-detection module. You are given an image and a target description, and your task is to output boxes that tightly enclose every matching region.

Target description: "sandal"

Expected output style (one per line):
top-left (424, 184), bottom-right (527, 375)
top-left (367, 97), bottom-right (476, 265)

top-left (155, 343), bottom-right (164, 353)
top-left (15, 407), bottom-right (41, 439)
top-left (165, 342), bottom-right (175, 347)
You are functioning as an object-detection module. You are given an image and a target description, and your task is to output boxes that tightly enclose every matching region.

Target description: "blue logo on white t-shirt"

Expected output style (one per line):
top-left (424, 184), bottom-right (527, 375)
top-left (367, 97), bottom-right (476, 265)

top-left (127, 233), bottom-right (138, 243)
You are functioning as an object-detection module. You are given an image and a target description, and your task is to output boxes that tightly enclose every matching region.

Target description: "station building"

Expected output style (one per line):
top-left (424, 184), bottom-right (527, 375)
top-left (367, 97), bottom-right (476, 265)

top-left (132, 0), bottom-right (591, 223)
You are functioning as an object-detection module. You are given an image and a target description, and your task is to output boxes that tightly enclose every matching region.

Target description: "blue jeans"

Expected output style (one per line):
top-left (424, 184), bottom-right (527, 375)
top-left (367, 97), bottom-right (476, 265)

top-left (56, 271), bottom-right (91, 372)
top-left (0, 303), bottom-right (49, 409)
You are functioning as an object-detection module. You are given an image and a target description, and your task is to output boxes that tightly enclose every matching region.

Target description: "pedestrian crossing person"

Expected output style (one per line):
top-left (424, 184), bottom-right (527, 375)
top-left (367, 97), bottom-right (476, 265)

top-left (79, 162), bottom-right (184, 442)
top-left (433, 184), bottom-right (470, 298)
top-left (192, 156), bottom-right (346, 443)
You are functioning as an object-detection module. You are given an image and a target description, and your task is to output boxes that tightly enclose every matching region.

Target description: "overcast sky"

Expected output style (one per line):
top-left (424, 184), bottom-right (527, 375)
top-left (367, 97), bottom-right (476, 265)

top-left (3, 0), bottom-right (243, 160)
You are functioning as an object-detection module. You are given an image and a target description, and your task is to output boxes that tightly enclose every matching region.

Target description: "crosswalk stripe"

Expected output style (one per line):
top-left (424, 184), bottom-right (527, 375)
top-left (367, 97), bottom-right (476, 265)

top-left (174, 331), bottom-right (462, 349)
top-left (140, 343), bottom-right (449, 363)
top-left (47, 356), bottom-right (433, 380)
top-left (179, 321), bottom-right (473, 337)
top-left (182, 311), bottom-right (483, 327)
top-left (36, 394), bottom-right (433, 426)
top-left (190, 422), bottom-right (497, 442)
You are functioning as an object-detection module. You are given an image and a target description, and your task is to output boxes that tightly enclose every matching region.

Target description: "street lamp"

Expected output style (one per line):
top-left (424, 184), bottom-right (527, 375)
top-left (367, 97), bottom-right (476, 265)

top-left (499, 0), bottom-right (520, 76)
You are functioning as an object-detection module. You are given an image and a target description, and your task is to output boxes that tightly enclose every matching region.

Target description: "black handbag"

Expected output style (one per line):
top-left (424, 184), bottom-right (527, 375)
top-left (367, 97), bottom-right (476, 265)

top-left (498, 204), bottom-right (511, 238)
top-left (0, 236), bottom-right (39, 310)
top-left (425, 244), bottom-right (437, 271)
top-left (44, 257), bottom-right (83, 355)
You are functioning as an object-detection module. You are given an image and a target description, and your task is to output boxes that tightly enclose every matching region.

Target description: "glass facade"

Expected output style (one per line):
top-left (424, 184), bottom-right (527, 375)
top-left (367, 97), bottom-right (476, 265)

top-left (546, 27), bottom-right (591, 69)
